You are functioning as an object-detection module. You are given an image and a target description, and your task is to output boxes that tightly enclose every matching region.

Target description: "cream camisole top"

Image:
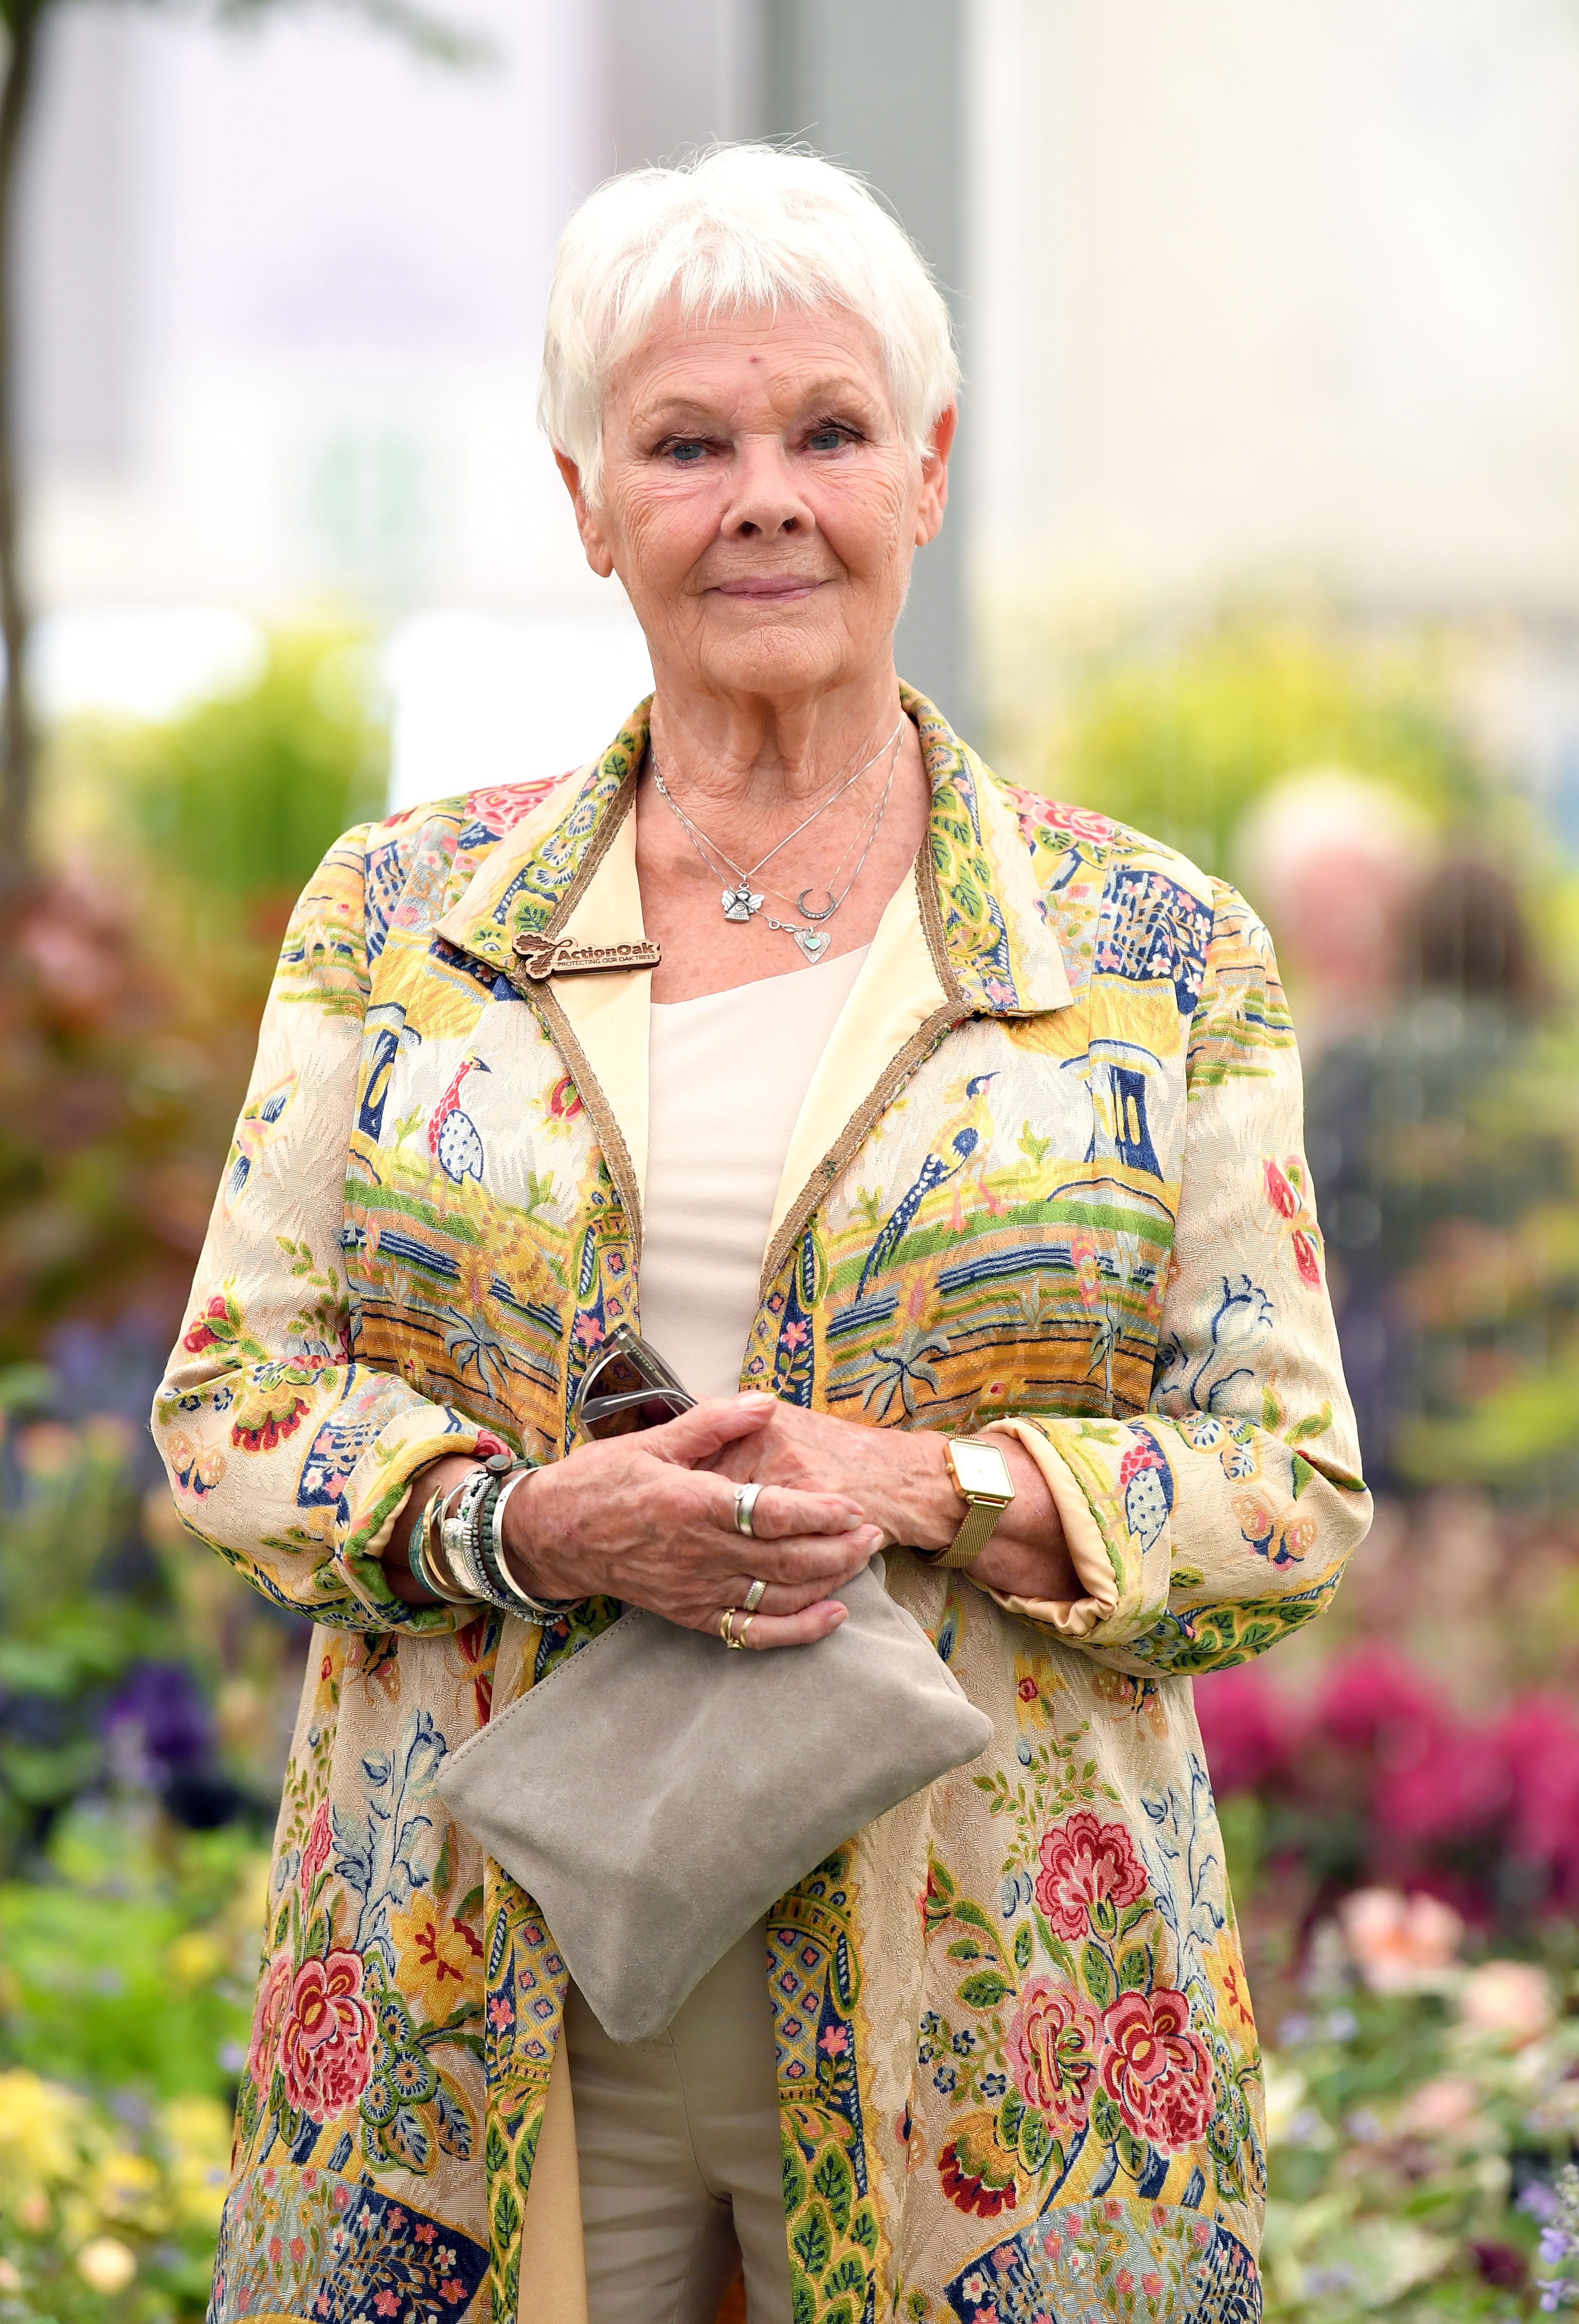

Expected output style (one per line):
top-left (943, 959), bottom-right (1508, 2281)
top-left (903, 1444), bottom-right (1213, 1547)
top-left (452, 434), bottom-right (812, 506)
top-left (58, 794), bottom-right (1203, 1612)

top-left (640, 947), bottom-right (871, 1398)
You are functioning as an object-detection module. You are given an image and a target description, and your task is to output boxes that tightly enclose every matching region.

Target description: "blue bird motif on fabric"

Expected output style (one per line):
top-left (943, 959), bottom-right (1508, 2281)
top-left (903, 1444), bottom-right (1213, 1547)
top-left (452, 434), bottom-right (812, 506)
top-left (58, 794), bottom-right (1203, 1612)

top-left (856, 1073), bottom-right (997, 1300)
top-left (428, 1056), bottom-right (490, 1186)
top-left (223, 1074), bottom-right (298, 1212)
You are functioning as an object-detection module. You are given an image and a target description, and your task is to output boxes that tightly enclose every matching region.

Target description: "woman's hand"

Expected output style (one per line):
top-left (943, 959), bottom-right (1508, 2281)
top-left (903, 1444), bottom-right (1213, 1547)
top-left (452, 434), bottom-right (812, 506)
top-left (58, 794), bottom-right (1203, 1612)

top-left (501, 1393), bottom-right (879, 1647)
top-left (703, 1400), bottom-right (1079, 1604)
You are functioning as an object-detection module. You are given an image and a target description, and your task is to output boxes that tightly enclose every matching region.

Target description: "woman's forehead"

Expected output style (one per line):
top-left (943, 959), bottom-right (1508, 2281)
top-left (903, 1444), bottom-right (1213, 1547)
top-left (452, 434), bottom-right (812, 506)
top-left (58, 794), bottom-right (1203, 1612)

top-left (611, 300), bottom-right (891, 411)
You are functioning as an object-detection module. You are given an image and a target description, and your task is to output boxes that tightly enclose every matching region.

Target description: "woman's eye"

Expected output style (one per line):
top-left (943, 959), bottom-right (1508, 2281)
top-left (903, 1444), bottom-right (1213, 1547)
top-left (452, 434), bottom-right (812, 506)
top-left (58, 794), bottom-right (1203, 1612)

top-left (806, 427), bottom-right (850, 452)
top-left (666, 440), bottom-right (707, 465)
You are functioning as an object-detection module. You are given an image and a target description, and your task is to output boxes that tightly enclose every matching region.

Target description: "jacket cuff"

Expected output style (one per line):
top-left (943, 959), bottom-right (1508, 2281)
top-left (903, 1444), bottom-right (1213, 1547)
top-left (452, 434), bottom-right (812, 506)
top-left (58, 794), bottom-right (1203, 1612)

top-left (340, 1407), bottom-right (514, 1620)
top-left (968, 1417), bottom-right (1119, 1636)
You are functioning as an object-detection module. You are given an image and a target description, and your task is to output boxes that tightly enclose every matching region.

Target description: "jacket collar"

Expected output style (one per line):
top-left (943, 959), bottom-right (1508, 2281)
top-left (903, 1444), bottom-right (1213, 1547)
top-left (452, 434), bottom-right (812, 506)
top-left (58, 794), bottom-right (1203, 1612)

top-left (433, 688), bottom-right (1071, 1020)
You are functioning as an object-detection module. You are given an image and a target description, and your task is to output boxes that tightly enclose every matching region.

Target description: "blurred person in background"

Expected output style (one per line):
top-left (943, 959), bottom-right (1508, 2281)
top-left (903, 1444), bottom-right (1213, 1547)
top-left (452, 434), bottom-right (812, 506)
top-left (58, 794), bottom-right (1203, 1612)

top-left (154, 148), bottom-right (1368, 2323)
top-left (1234, 767), bottom-right (1436, 1060)
top-left (1303, 852), bottom-right (1555, 1491)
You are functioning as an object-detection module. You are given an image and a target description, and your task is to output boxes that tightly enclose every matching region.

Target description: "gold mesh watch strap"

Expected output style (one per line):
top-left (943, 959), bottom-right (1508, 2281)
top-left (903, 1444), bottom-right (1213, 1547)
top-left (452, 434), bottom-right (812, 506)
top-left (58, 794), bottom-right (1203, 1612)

top-left (938, 1495), bottom-right (1005, 1569)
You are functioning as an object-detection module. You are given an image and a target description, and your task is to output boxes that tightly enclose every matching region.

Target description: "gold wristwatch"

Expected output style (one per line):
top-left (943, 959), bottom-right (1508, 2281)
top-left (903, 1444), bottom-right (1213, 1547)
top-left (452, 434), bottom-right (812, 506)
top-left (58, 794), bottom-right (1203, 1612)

top-left (933, 1437), bottom-right (1016, 1569)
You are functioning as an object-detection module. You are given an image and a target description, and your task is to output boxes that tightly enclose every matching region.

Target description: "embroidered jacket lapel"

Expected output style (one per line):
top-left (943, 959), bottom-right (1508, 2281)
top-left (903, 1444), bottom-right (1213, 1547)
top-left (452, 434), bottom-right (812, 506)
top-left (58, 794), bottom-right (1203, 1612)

top-left (761, 689), bottom-right (1074, 1285)
top-left (433, 704), bottom-right (656, 1247)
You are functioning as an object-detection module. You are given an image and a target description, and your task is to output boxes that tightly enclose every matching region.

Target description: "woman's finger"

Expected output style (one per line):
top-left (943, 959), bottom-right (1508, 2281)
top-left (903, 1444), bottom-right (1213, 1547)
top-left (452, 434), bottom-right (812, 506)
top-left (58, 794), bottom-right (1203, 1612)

top-left (715, 1569), bottom-right (870, 1620)
top-left (716, 1478), bottom-right (866, 1541)
top-left (639, 1394), bottom-right (778, 1466)
top-left (729, 1598), bottom-right (850, 1652)
top-left (716, 1523), bottom-right (879, 1589)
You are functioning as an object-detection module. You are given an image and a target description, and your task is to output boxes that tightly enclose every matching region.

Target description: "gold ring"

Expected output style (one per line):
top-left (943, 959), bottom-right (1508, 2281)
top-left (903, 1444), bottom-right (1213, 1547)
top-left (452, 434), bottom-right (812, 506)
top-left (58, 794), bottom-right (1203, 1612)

top-left (720, 1607), bottom-right (747, 1649)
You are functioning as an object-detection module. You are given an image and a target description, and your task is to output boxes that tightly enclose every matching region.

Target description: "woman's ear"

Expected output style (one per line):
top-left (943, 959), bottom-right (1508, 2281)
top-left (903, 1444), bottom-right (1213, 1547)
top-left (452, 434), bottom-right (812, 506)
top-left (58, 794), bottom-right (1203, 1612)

top-left (913, 404), bottom-right (958, 548)
top-left (554, 449), bottom-right (617, 579)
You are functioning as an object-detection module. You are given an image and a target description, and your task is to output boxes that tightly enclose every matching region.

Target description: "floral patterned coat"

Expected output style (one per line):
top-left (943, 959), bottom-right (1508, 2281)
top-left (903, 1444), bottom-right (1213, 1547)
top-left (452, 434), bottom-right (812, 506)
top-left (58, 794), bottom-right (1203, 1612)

top-left (154, 689), bottom-right (1370, 2324)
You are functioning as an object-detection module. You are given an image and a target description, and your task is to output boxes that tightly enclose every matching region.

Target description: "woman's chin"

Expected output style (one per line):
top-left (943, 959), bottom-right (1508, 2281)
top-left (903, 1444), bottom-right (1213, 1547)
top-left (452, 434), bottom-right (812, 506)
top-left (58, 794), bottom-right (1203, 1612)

top-left (681, 619), bottom-right (872, 701)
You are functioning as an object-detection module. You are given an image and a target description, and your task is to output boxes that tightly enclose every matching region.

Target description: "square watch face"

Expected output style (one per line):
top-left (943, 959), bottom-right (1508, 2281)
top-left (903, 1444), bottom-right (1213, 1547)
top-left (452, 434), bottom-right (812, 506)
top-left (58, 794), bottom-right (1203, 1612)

top-left (951, 1440), bottom-right (1014, 1501)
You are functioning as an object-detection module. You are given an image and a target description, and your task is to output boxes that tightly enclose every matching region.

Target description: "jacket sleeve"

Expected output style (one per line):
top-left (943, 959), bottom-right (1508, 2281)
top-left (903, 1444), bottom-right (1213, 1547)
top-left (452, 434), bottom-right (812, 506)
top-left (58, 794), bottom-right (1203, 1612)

top-left (978, 878), bottom-right (1372, 1675)
top-left (151, 825), bottom-right (497, 1632)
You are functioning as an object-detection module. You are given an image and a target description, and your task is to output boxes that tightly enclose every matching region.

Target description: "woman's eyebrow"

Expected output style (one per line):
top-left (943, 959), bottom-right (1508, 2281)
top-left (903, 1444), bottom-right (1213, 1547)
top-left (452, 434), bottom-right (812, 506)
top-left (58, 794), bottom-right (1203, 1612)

top-left (633, 376), bottom-right (880, 433)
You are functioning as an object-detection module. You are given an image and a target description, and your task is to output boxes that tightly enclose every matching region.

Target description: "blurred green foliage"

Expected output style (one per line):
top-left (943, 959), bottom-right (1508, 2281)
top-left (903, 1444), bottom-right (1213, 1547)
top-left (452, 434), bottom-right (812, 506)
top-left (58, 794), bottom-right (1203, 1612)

top-left (0, 632), bottom-right (387, 1370)
top-left (986, 607), bottom-right (1490, 876)
top-left (124, 632), bottom-right (387, 910)
top-left (0, 1387), bottom-right (159, 1863)
top-left (0, 1815), bottom-right (262, 2322)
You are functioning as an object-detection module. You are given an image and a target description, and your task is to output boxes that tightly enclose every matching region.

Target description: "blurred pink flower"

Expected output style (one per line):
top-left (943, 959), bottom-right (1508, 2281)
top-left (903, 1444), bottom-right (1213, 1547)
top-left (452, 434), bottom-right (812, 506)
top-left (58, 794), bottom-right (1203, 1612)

top-left (1492, 1699), bottom-right (1579, 1913)
top-left (1457, 1960), bottom-right (1555, 2047)
top-left (1193, 1665), bottom-right (1295, 1796)
top-left (1397, 2075), bottom-right (1480, 2141)
top-left (1315, 1647), bottom-right (1448, 1757)
top-left (1339, 1888), bottom-right (1464, 1992)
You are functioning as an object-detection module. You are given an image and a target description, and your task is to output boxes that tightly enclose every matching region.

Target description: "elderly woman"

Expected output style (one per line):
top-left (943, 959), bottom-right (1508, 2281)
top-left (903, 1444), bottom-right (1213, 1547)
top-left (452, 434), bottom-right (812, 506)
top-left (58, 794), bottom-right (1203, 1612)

top-left (156, 147), bottom-right (1368, 2324)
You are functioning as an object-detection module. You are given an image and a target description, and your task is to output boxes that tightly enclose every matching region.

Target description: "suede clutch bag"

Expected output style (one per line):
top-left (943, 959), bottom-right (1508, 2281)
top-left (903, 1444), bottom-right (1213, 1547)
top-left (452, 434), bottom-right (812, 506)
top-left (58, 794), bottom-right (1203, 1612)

top-left (435, 1557), bottom-right (992, 2043)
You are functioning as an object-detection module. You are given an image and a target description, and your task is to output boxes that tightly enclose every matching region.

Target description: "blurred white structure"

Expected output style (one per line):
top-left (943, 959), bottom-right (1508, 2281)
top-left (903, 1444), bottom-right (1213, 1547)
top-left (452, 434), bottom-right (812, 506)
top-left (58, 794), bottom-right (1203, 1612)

top-left (17, 0), bottom-right (1579, 798)
top-left (21, 0), bottom-right (609, 622)
top-left (384, 612), bottom-right (652, 811)
top-left (971, 0), bottom-right (1579, 613)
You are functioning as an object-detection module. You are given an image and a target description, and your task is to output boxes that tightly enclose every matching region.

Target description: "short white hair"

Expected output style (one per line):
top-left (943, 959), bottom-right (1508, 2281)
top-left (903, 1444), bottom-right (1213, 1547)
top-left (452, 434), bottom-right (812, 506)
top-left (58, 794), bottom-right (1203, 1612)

top-left (539, 144), bottom-right (960, 504)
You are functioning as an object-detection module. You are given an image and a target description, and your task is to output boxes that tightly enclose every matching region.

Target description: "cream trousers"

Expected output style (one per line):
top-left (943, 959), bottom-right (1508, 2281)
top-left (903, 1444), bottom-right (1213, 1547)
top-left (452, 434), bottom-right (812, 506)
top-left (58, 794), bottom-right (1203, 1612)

top-left (563, 1922), bottom-right (793, 2324)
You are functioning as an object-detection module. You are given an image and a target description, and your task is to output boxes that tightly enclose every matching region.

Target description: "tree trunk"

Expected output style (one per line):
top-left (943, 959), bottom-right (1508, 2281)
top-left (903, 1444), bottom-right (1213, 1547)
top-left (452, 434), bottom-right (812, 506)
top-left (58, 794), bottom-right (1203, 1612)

top-left (0, 0), bottom-right (40, 902)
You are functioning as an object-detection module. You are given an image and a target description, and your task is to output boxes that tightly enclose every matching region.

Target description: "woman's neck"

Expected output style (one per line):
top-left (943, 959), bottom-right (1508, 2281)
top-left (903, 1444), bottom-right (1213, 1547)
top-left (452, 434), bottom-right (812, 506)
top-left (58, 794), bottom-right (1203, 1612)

top-left (645, 659), bottom-right (908, 817)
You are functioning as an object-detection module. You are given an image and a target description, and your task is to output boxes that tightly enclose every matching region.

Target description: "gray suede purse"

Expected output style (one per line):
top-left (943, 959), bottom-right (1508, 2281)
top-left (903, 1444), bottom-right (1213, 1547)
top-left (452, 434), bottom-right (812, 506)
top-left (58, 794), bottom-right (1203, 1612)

top-left (435, 1557), bottom-right (992, 2043)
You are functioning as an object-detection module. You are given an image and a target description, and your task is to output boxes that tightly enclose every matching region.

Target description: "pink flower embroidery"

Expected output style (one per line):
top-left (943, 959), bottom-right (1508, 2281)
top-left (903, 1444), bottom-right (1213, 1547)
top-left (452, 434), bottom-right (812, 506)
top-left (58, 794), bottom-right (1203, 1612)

top-left (301, 1803), bottom-right (332, 1890)
top-left (487, 1996), bottom-right (515, 2031)
top-left (374, 2294), bottom-right (398, 2317)
top-left (1004, 1978), bottom-right (1100, 2134)
top-left (1068, 1232), bottom-right (1102, 1312)
top-left (818, 2024), bottom-right (849, 2056)
top-left (1263, 1158), bottom-right (1298, 1219)
top-left (1098, 1987), bottom-right (1214, 2152)
top-left (279, 1948), bottom-right (376, 2120)
top-left (1034, 1811), bottom-right (1148, 1939)
top-left (1291, 1227), bottom-right (1322, 1287)
top-left (247, 1952), bottom-right (292, 2089)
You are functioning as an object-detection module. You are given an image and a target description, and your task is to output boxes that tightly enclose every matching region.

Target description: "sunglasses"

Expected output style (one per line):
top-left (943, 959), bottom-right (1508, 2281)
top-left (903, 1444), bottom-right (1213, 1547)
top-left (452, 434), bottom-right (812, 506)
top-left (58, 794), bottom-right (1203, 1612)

top-left (576, 1322), bottom-right (696, 1439)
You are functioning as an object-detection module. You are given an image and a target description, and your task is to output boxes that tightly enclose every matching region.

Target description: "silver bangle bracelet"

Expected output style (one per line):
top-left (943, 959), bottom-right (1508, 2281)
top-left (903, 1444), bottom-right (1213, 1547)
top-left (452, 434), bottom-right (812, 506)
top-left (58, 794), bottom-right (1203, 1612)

top-left (407, 1491), bottom-right (471, 1606)
top-left (440, 1467), bottom-right (495, 1603)
top-left (481, 1467), bottom-right (575, 1620)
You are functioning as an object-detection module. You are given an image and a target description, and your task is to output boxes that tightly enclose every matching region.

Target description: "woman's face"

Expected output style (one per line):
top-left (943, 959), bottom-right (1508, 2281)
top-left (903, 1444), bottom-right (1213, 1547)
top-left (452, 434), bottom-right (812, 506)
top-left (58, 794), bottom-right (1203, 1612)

top-left (558, 302), bottom-right (954, 704)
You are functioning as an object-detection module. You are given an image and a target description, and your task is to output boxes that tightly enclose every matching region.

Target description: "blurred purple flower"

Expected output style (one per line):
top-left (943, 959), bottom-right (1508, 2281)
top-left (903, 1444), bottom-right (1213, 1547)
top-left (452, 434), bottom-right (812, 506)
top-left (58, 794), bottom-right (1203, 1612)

top-left (103, 1661), bottom-right (211, 1784)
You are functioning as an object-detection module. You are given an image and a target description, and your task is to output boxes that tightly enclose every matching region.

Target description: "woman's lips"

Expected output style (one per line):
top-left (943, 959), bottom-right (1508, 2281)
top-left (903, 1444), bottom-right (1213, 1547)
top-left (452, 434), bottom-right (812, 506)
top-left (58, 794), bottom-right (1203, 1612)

top-left (713, 577), bottom-right (826, 601)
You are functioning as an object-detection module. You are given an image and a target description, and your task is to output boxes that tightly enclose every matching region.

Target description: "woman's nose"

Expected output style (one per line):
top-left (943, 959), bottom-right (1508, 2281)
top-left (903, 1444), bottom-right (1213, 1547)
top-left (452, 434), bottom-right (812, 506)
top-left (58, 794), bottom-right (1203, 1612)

top-left (722, 440), bottom-right (813, 540)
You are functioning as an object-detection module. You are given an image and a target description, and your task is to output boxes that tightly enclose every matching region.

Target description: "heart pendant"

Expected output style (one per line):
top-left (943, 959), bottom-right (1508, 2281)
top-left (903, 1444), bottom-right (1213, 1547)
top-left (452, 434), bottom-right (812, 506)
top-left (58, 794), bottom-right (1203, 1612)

top-left (793, 927), bottom-right (829, 963)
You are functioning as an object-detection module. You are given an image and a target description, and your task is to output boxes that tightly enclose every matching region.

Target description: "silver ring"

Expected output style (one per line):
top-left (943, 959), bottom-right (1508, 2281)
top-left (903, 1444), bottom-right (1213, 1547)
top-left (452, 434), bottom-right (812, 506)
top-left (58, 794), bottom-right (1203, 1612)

top-left (733, 1482), bottom-right (763, 1538)
top-left (742, 1576), bottom-right (768, 1613)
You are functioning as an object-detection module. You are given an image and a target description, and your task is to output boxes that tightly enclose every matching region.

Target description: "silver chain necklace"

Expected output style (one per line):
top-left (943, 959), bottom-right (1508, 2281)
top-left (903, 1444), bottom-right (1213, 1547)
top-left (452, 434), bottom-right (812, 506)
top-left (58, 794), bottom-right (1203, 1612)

top-left (651, 715), bottom-right (903, 925)
top-left (652, 722), bottom-right (903, 961)
top-left (752, 745), bottom-right (901, 956)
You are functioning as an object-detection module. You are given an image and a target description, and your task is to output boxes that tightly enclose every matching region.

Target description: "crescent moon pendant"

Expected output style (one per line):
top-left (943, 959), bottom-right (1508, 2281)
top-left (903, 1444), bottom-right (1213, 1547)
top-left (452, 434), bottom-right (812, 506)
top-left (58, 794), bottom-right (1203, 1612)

top-left (796, 889), bottom-right (839, 922)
